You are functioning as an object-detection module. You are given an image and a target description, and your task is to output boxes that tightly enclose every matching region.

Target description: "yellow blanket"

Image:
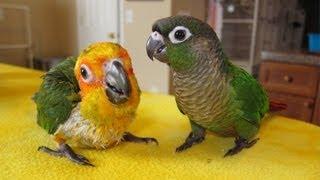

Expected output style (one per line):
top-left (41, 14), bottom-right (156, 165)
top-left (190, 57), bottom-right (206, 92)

top-left (0, 63), bottom-right (319, 179)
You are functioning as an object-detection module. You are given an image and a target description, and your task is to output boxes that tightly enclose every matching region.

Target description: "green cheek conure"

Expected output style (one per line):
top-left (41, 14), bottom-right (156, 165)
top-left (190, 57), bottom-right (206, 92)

top-left (146, 16), bottom-right (286, 156)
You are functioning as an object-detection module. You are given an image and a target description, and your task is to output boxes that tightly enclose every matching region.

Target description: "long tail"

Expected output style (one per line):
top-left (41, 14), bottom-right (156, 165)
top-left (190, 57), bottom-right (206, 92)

top-left (269, 100), bottom-right (287, 112)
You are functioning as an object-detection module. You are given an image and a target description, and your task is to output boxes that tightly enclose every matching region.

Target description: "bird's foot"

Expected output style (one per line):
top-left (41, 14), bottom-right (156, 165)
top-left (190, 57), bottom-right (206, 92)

top-left (122, 132), bottom-right (158, 145)
top-left (224, 137), bottom-right (259, 157)
top-left (176, 131), bottom-right (206, 153)
top-left (38, 144), bottom-right (94, 166)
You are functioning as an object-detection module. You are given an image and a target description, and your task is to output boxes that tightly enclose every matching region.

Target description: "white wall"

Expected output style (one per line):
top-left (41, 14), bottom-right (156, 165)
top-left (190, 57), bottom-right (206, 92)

top-left (122, 0), bottom-right (171, 94)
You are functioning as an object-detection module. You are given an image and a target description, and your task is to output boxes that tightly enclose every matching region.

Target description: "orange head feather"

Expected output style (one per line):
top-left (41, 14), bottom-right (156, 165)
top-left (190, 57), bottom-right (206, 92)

top-left (75, 42), bottom-right (133, 95)
top-left (74, 42), bottom-right (140, 123)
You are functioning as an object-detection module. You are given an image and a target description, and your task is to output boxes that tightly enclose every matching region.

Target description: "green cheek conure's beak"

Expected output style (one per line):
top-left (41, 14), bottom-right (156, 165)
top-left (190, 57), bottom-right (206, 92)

top-left (105, 60), bottom-right (131, 104)
top-left (146, 31), bottom-right (168, 63)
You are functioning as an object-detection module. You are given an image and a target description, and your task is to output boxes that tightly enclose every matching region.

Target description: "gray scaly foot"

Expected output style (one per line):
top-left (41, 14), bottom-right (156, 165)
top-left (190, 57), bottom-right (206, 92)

top-left (38, 143), bottom-right (94, 166)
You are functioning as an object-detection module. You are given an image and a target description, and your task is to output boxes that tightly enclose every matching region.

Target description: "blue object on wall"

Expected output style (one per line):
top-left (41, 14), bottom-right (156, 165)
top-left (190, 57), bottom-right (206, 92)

top-left (308, 33), bottom-right (320, 53)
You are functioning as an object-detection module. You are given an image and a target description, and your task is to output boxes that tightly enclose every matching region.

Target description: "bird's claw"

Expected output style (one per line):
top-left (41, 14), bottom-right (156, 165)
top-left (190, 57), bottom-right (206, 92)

top-left (38, 146), bottom-right (64, 157)
top-left (224, 138), bottom-right (259, 157)
top-left (38, 144), bottom-right (94, 167)
top-left (122, 132), bottom-right (159, 145)
top-left (224, 147), bottom-right (241, 157)
top-left (175, 142), bottom-right (192, 153)
top-left (142, 137), bottom-right (159, 145)
top-left (68, 153), bottom-right (94, 166)
top-left (175, 131), bottom-right (205, 153)
top-left (60, 144), bottom-right (94, 166)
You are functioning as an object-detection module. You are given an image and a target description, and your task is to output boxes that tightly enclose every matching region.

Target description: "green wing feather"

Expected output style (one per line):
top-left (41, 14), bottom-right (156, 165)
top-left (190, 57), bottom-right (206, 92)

top-left (227, 60), bottom-right (269, 132)
top-left (33, 57), bottom-right (80, 134)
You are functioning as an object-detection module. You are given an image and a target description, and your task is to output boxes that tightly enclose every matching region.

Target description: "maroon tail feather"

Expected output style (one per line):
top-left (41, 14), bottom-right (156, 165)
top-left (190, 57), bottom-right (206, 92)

top-left (269, 101), bottom-right (287, 112)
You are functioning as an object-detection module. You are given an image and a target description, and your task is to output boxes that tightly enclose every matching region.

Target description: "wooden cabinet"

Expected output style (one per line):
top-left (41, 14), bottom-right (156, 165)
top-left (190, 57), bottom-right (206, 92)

top-left (259, 61), bottom-right (319, 97)
top-left (259, 61), bottom-right (320, 125)
top-left (267, 92), bottom-right (314, 122)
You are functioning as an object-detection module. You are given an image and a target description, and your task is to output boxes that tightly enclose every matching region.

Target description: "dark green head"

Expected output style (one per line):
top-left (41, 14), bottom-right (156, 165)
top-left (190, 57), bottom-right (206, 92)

top-left (146, 15), bottom-right (220, 72)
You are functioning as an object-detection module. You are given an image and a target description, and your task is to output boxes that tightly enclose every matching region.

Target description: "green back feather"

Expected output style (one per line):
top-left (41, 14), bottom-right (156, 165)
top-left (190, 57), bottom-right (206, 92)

top-left (227, 60), bottom-right (269, 127)
top-left (33, 57), bottom-right (80, 134)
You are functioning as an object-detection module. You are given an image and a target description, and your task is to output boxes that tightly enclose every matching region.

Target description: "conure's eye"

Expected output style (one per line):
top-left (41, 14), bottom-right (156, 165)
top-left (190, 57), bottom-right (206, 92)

top-left (174, 30), bottom-right (186, 40)
top-left (80, 68), bottom-right (87, 78)
top-left (169, 26), bottom-right (192, 44)
top-left (80, 64), bottom-right (94, 83)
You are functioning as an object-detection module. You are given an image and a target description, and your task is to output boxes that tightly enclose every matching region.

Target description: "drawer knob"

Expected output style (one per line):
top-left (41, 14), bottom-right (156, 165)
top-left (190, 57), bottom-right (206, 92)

top-left (283, 75), bottom-right (293, 83)
top-left (303, 101), bottom-right (314, 109)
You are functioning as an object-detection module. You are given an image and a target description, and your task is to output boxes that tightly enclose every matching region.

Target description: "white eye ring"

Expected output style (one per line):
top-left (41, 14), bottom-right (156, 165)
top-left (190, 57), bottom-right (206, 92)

top-left (80, 64), bottom-right (94, 83)
top-left (168, 26), bottom-right (192, 44)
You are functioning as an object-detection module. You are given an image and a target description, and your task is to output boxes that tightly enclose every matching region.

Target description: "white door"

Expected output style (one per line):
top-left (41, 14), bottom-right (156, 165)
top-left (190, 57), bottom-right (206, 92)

top-left (76, 0), bottom-right (119, 52)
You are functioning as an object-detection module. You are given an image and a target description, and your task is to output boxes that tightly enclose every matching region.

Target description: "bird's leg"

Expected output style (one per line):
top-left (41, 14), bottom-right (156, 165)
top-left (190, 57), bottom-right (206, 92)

top-left (38, 135), bottom-right (93, 166)
top-left (176, 121), bottom-right (206, 152)
top-left (122, 132), bottom-right (158, 145)
top-left (224, 137), bottom-right (259, 157)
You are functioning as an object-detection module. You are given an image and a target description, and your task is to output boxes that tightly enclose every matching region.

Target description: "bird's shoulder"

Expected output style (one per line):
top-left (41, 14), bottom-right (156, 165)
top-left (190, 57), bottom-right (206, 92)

top-left (33, 57), bottom-right (81, 134)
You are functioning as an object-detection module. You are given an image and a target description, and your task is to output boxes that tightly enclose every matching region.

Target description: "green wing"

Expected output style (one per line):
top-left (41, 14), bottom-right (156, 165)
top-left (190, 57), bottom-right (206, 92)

top-left (227, 61), bottom-right (269, 127)
top-left (33, 57), bottom-right (80, 134)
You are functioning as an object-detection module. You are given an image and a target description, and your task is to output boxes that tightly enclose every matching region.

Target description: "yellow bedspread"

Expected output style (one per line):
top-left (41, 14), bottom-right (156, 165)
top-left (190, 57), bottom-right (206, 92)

top-left (0, 63), bottom-right (319, 179)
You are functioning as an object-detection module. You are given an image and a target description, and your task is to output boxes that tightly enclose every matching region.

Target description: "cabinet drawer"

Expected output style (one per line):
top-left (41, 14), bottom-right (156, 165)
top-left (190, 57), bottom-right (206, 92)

top-left (268, 92), bottom-right (314, 122)
top-left (312, 82), bottom-right (320, 125)
top-left (260, 61), bottom-right (319, 98)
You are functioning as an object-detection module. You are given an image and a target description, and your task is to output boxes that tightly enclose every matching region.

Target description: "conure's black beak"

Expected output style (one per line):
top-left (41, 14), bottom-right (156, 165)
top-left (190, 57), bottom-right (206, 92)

top-left (146, 31), bottom-right (168, 63)
top-left (105, 60), bottom-right (131, 104)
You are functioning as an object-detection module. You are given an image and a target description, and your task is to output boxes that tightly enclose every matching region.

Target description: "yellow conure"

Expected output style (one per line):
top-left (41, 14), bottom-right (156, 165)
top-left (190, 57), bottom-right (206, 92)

top-left (34, 42), bottom-right (157, 166)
